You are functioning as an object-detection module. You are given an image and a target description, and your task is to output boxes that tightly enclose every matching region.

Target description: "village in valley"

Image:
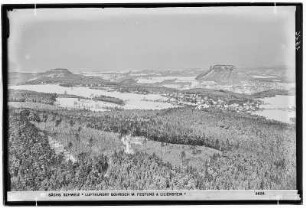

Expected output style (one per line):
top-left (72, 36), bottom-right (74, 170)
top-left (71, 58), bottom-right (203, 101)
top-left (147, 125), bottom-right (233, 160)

top-left (164, 92), bottom-right (261, 112)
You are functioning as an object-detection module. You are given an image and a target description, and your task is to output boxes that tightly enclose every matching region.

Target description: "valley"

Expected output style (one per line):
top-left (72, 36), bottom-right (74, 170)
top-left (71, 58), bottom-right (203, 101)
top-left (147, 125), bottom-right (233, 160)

top-left (7, 66), bottom-right (296, 191)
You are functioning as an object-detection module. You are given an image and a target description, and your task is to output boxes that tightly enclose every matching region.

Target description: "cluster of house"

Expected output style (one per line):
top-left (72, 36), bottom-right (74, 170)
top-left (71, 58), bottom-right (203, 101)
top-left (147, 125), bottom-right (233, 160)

top-left (166, 92), bottom-right (262, 113)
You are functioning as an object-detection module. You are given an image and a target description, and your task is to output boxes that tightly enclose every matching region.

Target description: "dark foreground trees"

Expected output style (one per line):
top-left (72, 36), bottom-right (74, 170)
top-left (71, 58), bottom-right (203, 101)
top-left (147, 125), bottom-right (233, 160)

top-left (8, 108), bottom-right (296, 190)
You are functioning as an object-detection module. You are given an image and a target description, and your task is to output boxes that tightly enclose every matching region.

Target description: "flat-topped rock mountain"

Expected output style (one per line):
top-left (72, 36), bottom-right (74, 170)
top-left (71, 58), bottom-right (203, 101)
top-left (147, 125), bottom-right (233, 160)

top-left (39, 68), bottom-right (74, 78)
top-left (9, 68), bottom-right (108, 86)
top-left (196, 65), bottom-right (236, 83)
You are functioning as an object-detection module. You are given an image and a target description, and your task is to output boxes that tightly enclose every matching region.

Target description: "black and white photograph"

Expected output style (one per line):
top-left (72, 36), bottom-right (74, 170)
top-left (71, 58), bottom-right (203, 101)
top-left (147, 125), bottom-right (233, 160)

top-left (2, 3), bottom-right (302, 204)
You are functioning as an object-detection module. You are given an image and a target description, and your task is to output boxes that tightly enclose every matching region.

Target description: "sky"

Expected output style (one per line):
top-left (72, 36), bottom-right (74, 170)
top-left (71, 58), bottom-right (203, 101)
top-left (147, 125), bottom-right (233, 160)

top-left (8, 6), bottom-right (296, 73)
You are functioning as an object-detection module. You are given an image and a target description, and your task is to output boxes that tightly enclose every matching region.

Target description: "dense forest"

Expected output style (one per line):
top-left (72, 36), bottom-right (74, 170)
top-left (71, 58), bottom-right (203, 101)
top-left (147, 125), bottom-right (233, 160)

top-left (92, 95), bottom-right (125, 105)
top-left (8, 105), bottom-right (296, 190)
top-left (31, 106), bottom-right (294, 152)
top-left (9, 89), bottom-right (125, 107)
top-left (8, 110), bottom-right (211, 190)
top-left (8, 90), bottom-right (57, 105)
